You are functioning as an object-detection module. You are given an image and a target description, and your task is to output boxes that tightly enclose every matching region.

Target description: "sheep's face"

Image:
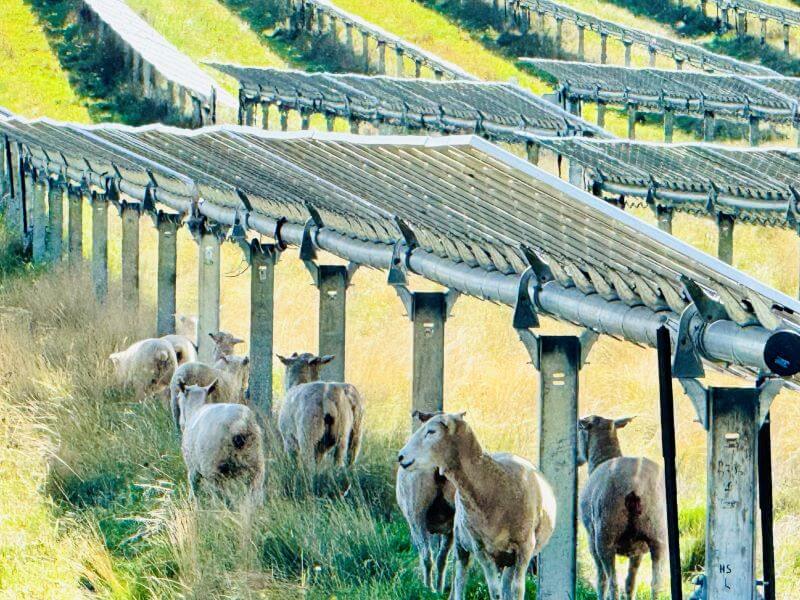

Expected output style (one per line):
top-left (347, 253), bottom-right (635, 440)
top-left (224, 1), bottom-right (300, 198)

top-left (209, 331), bottom-right (244, 355)
top-left (577, 415), bottom-right (635, 466)
top-left (178, 381), bottom-right (216, 430)
top-left (398, 411), bottom-right (465, 472)
top-left (175, 314), bottom-right (198, 339)
top-left (277, 352), bottom-right (334, 387)
top-left (218, 354), bottom-right (250, 384)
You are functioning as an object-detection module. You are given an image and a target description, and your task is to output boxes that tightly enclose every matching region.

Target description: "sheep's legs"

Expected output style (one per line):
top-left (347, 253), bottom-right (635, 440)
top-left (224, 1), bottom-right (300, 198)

top-left (333, 435), bottom-right (349, 467)
top-left (598, 545), bottom-right (617, 600)
top-left (449, 543), bottom-right (472, 600)
top-left (477, 555), bottom-right (502, 599)
top-left (346, 419), bottom-right (363, 466)
top-left (500, 558), bottom-right (527, 600)
top-left (187, 470), bottom-right (201, 501)
top-left (625, 554), bottom-right (642, 599)
top-left (434, 533), bottom-right (454, 593)
top-left (649, 543), bottom-right (665, 600)
top-left (589, 536), bottom-right (608, 600)
top-left (249, 467), bottom-right (265, 505)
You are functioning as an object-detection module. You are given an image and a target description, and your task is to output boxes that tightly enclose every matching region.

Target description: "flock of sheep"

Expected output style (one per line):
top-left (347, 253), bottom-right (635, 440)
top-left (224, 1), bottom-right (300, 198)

top-left (108, 318), bottom-right (668, 600)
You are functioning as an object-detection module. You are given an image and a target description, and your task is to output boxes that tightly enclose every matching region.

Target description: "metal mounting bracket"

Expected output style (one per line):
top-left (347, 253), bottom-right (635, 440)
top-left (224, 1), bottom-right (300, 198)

top-left (673, 304), bottom-right (705, 379)
top-left (681, 276), bottom-right (730, 323)
top-left (679, 377), bottom-right (785, 430)
top-left (394, 285), bottom-right (459, 321)
top-left (516, 327), bottom-right (598, 370)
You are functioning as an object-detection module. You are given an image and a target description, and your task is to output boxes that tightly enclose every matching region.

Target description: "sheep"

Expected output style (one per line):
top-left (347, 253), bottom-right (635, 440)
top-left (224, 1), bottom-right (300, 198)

top-left (396, 411), bottom-right (456, 593)
top-left (175, 314), bottom-right (198, 345)
top-left (277, 352), bottom-right (364, 467)
top-left (209, 331), bottom-right (244, 361)
top-left (179, 381), bottom-right (265, 504)
top-left (110, 338), bottom-right (178, 398)
top-left (170, 355), bottom-right (250, 431)
top-left (577, 415), bottom-right (667, 600)
top-left (398, 412), bottom-right (556, 600)
top-left (161, 334), bottom-right (198, 366)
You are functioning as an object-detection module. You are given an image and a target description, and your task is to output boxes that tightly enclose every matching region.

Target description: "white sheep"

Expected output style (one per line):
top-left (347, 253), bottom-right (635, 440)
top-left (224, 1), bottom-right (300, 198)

top-left (277, 352), bottom-right (364, 467)
top-left (396, 411), bottom-right (456, 593)
top-left (161, 334), bottom-right (198, 366)
top-left (179, 381), bottom-right (265, 504)
top-left (577, 415), bottom-right (667, 600)
top-left (398, 412), bottom-right (556, 600)
top-left (109, 338), bottom-right (178, 398)
top-left (209, 331), bottom-right (244, 362)
top-left (175, 314), bottom-right (198, 345)
top-left (169, 355), bottom-right (250, 431)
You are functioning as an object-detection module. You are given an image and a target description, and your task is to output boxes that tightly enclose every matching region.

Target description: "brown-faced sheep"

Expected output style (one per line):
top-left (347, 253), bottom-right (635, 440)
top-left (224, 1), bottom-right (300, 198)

top-left (179, 382), bottom-right (264, 504)
top-left (396, 411), bottom-right (456, 593)
top-left (398, 412), bottom-right (556, 600)
top-left (577, 415), bottom-right (667, 600)
top-left (170, 355), bottom-right (250, 431)
top-left (109, 338), bottom-right (178, 398)
top-left (209, 331), bottom-right (244, 362)
top-left (277, 352), bottom-right (364, 467)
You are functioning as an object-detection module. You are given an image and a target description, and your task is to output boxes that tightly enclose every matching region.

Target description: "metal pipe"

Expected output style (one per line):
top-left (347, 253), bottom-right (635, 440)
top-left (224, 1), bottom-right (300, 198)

top-left (248, 214), bottom-right (800, 376)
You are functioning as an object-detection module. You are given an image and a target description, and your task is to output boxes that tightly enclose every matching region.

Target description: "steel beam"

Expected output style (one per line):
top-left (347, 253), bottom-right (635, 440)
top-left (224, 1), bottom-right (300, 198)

top-left (706, 388), bottom-right (759, 599)
top-left (46, 178), bottom-right (63, 262)
top-left (717, 213), bottom-right (734, 265)
top-left (249, 241), bottom-right (279, 414)
top-left (90, 192), bottom-right (108, 300)
top-left (156, 212), bottom-right (180, 335)
top-left (306, 264), bottom-right (349, 381)
top-left (31, 176), bottom-right (47, 263)
top-left (6, 142), bottom-right (24, 240)
top-left (121, 202), bottom-right (140, 309)
top-left (759, 413), bottom-right (776, 600)
top-left (67, 184), bottom-right (83, 268)
top-left (196, 222), bottom-right (222, 362)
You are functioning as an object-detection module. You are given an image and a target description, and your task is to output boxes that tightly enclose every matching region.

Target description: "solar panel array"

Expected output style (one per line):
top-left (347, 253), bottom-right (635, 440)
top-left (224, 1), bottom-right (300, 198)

top-left (525, 59), bottom-right (798, 121)
top-left (512, 0), bottom-right (776, 75)
top-left (210, 65), bottom-right (609, 139)
top-left (81, 0), bottom-right (235, 109)
top-left (293, 0), bottom-right (474, 80)
top-left (534, 137), bottom-right (800, 226)
top-left (3, 115), bottom-right (800, 384)
top-left (716, 0), bottom-right (800, 28)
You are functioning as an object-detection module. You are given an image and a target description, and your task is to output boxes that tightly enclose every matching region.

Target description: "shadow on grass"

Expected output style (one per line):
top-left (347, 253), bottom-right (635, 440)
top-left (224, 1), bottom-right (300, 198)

top-left (598, 0), bottom-right (716, 37)
top-left (704, 35), bottom-right (800, 76)
top-left (25, 0), bottom-right (188, 125)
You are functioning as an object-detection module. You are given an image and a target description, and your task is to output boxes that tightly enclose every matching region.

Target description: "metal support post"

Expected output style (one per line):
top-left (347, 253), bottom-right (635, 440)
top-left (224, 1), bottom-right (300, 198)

top-left (194, 219), bottom-right (223, 363)
top-left (155, 212), bottom-right (180, 335)
top-left (717, 213), bottom-right (734, 265)
top-left (67, 184), bottom-right (83, 268)
top-left (31, 175), bottom-right (47, 263)
top-left (90, 192), bottom-right (108, 300)
top-left (120, 201), bottom-right (141, 309)
top-left (249, 240), bottom-right (279, 414)
top-left (46, 177), bottom-right (63, 262)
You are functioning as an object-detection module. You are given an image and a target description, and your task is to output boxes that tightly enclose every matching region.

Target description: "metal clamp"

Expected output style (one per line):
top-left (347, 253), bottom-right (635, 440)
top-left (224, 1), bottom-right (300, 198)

top-left (516, 327), bottom-right (598, 371)
top-left (679, 377), bottom-right (784, 430)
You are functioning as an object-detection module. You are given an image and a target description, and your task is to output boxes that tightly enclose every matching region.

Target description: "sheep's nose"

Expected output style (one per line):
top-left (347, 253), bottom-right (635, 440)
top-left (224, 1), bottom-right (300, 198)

top-left (397, 453), bottom-right (404, 464)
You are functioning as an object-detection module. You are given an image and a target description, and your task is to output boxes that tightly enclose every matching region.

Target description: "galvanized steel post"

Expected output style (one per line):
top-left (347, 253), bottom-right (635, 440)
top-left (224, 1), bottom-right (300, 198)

top-left (316, 265), bottom-right (348, 382)
top-left (31, 174), bottom-right (47, 263)
top-left (717, 213), bottom-right (734, 264)
top-left (249, 241), bottom-right (279, 414)
top-left (90, 192), bottom-right (108, 300)
top-left (664, 108), bottom-right (674, 143)
top-left (195, 220), bottom-right (223, 363)
top-left (67, 184), bottom-right (83, 268)
top-left (656, 206), bottom-right (673, 235)
top-left (156, 212), bottom-right (180, 336)
top-left (749, 116), bottom-right (760, 147)
top-left (120, 201), bottom-right (141, 309)
top-left (46, 177), bottom-right (63, 262)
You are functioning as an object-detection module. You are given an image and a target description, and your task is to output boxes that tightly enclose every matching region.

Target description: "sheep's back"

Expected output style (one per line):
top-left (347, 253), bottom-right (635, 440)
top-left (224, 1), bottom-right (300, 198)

top-left (183, 404), bottom-right (260, 469)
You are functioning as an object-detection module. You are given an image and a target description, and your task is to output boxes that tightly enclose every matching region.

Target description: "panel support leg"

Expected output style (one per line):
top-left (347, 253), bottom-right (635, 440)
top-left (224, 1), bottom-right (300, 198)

top-left (120, 202), bottom-right (141, 310)
top-left (759, 412), bottom-right (776, 600)
top-left (31, 176), bottom-right (47, 263)
top-left (749, 116), bottom-right (760, 147)
top-left (67, 184), bottom-right (83, 268)
top-left (249, 241), bottom-right (279, 415)
top-left (396, 289), bottom-right (457, 429)
top-left (517, 329), bottom-right (596, 600)
top-left (46, 178), bottom-right (63, 263)
top-left (656, 206), bottom-right (673, 234)
top-left (90, 192), bottom-right (108, 301)
top-left (627, 103), bottom-right (637, 140)
top-left (155, 212), bottom-right (180, 335)
top-left (703, 111), bottom-right (716, 142)
top-left (195, 221), bottom-right (223, 363)
top-left (717, 213), bottom-right (734, 265)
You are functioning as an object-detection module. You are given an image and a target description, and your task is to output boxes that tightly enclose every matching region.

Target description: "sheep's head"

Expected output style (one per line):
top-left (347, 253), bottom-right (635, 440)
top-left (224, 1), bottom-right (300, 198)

top-left (218, 354), bottom-right (250, 389)
top-left (398, 411), bottom-right (467, 473)
top-left (175, 314), bottom-right (198, 339)
top-left (277, 352), bottom-right (334, 388)
top-left (177, 381), bottom-right (216, 430)
top-left (577, 414), bottom-right (634, 467)
top-left (209, 331), bottom-right (244, 356)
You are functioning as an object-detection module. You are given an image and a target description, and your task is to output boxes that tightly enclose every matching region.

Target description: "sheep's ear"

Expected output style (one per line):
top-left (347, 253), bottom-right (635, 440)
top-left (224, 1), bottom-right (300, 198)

top-left (206, 379), bottom-right (218, 396)
top-left (317, 354), bottom-right (335, 365)
top-left (231, 336), bottom-right (244, 345)
top-left (577, 417), bottom-right (592, 430)
top-left (414, 411), bottom-right (435, 423)
top-left (614, 416), bottom-right (635, 429)
top-left (277, 354), bottom-right (292, 365)
top-left (209, 332), bottom-right (220, 342)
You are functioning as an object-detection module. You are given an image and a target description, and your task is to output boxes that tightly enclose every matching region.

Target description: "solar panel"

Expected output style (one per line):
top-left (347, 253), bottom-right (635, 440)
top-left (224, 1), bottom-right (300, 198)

top-left (210, 65), bottom-right (609, 140)
top-left (3, 116), bottom-right (800, 385)
top-left (81, 0), bottom-right (235, 108)
top-left (532, 137), bottom-right (800, 226)
top-left (524, 59), bottom-right (798, 122)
